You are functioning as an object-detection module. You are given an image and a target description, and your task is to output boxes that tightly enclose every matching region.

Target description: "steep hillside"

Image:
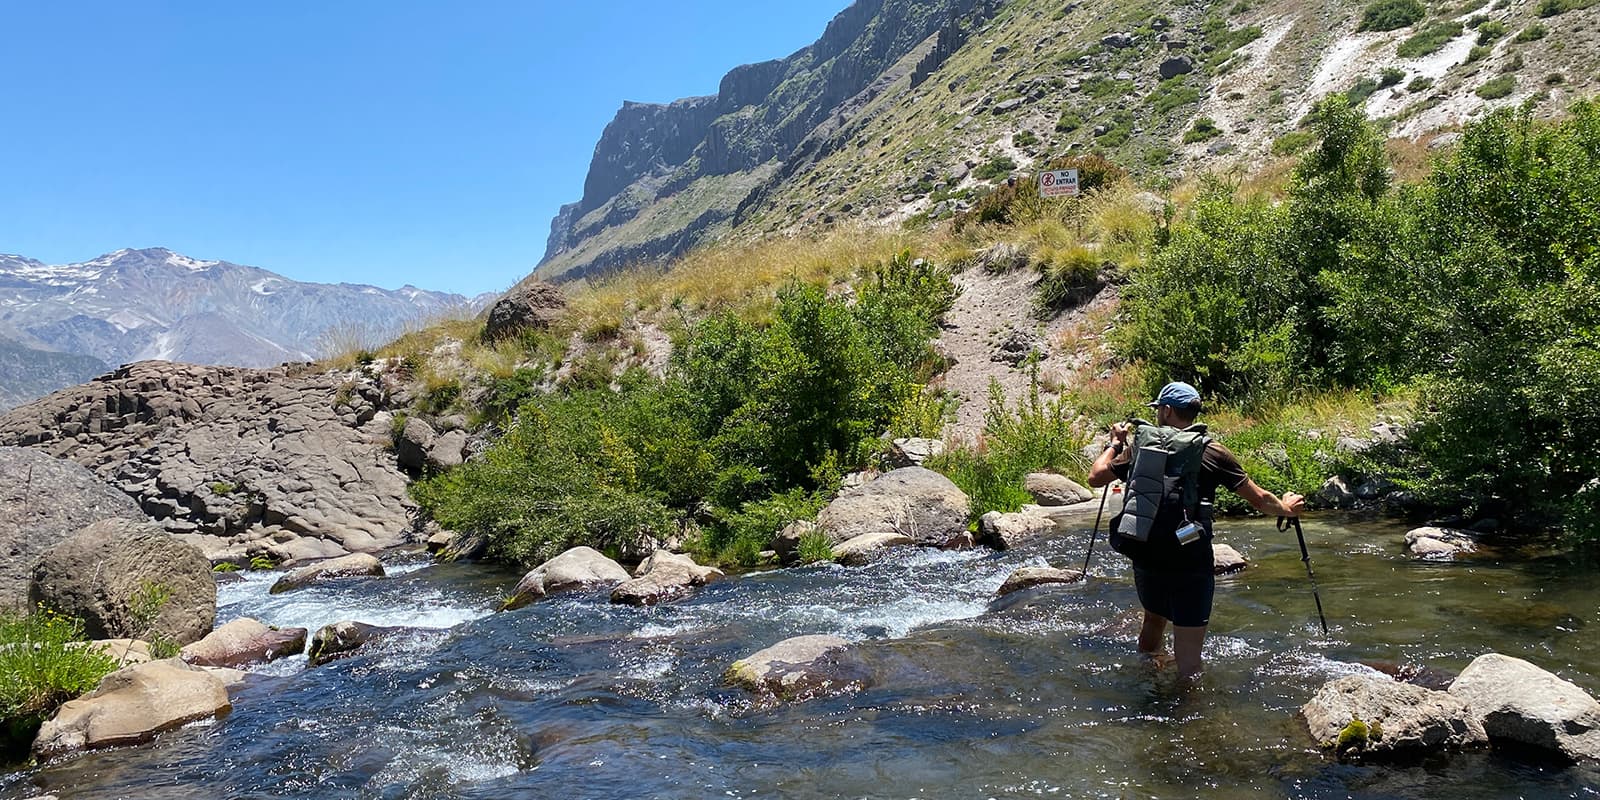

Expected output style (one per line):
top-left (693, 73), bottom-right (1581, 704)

top-left (536, 0), bottom-right (1600, 280)
top-left (0, 335), bottom-right (108, 412)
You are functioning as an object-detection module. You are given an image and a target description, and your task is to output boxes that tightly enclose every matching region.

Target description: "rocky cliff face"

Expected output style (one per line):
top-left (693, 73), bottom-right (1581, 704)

top-left (537, 0), bottom-right (1004, 281)
top-left (536, 0), bottom-right (1600, 282)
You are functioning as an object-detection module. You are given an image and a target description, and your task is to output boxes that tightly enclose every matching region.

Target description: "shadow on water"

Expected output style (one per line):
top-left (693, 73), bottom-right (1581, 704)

top-left (6, 515), bottom-right (1600, 799)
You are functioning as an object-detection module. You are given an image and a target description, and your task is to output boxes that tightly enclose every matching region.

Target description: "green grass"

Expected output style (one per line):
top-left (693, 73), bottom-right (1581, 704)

top-left (1183, 118), bottom-right (1222, 144)
top-left (1475, 75), bottom-right (1516, 99)
top-left (2, 608), bottom-right (121, 762)
top-left (1357, 0), bottom-right (1425, 32)
top-left (1396, 21), bottom-right (1463, 58)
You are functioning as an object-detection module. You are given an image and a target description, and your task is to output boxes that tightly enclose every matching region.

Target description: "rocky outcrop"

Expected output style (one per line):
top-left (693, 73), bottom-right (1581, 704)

top-left (1448, 653), bottom-right (1600, 762)
top-left (0, 446), bottom-right (149, 609)
top-left (30, 519), bottom-right (215, 646)
top-left (726, 634), bottom-right (868, 701)
top-left (482, 280), bottom-right (567, 340)
top-left (815, 467), bottom-right (970, 547)
top-left (1301, 675), bottom-right (1487, 759)
top-left (976, 510), bottom-right (1055, 551)
top-left (772, 520), bottom-right (817, 564)
top-left (1024, 473), bottom-right (1093, 506)
top-left (269, 553), bottom-right (385, 594)
top-left (996, 566), bottom-right (1083, 597)
top-left (611, 550), bottom-right (724, 606)
top-left (1405, 527), bottom-right (1477, 560)
top-left (181, 618), bottom-right (308, 668)
top-left (887, 437), bottom-right (944, 467)
top-left (831, 532), bottom-right (915, 565)
top-left (504, 546), bottom-right (632, 610)
top-left (0, 360), bottom-right (420, 566)
top-left (33, 659), bottom-right (231, 758)
top-left (307, 621), bottom-right (403, 667)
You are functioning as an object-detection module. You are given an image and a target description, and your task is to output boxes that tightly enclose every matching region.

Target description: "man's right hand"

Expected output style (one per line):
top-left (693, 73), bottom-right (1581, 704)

top-left (1281, 492), bottom-right (1306, 517)
top-left (1110, 421), bottom-right (1133, 445)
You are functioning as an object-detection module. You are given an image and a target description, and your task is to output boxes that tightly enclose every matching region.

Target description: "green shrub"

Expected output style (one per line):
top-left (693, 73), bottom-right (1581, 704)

top-left (1013, 130), bottom-right (1040, 148)
top-left (1147, 76), bottom-right (1203, 115)
top-left (1407, 76), bottom-right (1435, 93)
top-left (1475, 19), bottom-right (1507, 45)
top-left (973, 155), bottom-right (1019, 181)
top-left (1033, 246), bottom-right (1105, 318)
top-left (1272, 130), bottom-right (1317, 156)
top-left (928, 378), bottom-right (1090, 522)
top-left (796, 531), bottom-right (834, 564)
top-left (1536, 0), bottom-right (1597, 16)
top-left (1475, 75), bottom-right (1515, 99)
top-left (1379, 68), bottom-right (1406, 87)
top-left (1056, 110), bottom-right (1084, 133)
top-left (1396, 21), bottom-right (1463, 58)
top-left (1345, 77), bottom-right (1382, 105)
top-left (1214, 422), bottom-right (1340, 514)
top-left (1184, 117), bottom-right (1223, 143)
top-left (1465, 45), bottom-right (1491, 63)
top-left (1357, 0), bottom-right (1425, 32)
top-left (2, 608), bottom-right (120, 761)
top-left (704, 488), bottom-right (827, 567)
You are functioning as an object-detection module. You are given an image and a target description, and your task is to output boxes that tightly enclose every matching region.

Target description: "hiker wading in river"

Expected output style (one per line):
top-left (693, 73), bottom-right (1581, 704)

top-left (1086, 381), bottom-right (1306, 678)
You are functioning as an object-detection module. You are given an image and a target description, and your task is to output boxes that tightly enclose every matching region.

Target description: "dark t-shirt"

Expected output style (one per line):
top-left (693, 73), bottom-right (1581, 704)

top-left (1109, 440), bottom-right (1250, 571)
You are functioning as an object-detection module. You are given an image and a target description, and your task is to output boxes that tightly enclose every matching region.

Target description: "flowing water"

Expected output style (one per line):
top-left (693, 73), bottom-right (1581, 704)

top-left (5, 515), bottom-right (1600, 799)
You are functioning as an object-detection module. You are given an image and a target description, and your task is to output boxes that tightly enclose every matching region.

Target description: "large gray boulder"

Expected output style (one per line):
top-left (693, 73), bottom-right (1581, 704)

top-left (484, 280), bottom-right (566, 340)
top-left (1024, 473), bottom-right (1092, 506)
top-left (307, 620), bottom-right (404, 666)
top-left (1302, 674), bottom-right (1487, 759)
top-left (726, 635), bottom-right (868, 701)
top-left (815, 467), bottom-right (970, 547)
top-left (977, 511), bottom-right (1055, 550)
top-left (1448, 653), bottom-right (1600, 762)
top-left (0, 446), bottom-right (149, 610)
top-left (1213, 543), bottom-right (1248, 575)
top-left (1405, 527), bottom-right (1476, 560)
top-left (504, 546), bottom-right (630, 610)
top-left (33, 659), bottom-right (231, 758)
top-left (30, 519), bottom-right (216, 646)
top-left (611, 550), bottom-right (723, 606)
top-left (181, 618), bottom-right (307, 668)
top-left (269, 552), bottom-right (385, 594)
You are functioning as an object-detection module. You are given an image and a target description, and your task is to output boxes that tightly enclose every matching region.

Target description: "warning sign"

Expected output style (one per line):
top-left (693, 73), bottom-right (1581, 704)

top-left (1038, 168), bottom-right (1080, 198)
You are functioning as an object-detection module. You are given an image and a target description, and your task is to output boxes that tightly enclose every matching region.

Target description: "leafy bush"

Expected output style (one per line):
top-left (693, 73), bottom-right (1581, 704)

top-left (1184, 118), bottom-right (1223, 143)
top-left (2, 608), bottom-right (120, 760)
top-left (928, 378), bottom-right (1090, 522)
top-left (1396, 21), bottom-right (1463, 58)
top-left (1536, 0), bottom-right (1598, 16)
top-left (1013, 130), bottom-right (1040, 148)
top-left (1379, 67), bottom-right (1406, 87)
top-left (1357, 0), bottom-right (1425, 31)
top-left (1514, 23), bottom-right (1547, 43)
top-left (1147, 76), bottom-right (1203, 115)
top-left (703, 488), bottom-right (828, 567)
top-left (1056, 110), bottom-right (1084, 133)
top-left (974, 155), bottom-right (1019, 181)
top-left (1272, 130), bottom-right (1317, 156)
top-left (1465, 45), bottom-right (1491, 63)
top-left (1407, 76), bottom-right (1435, 93)
top-left (1214, 422), bottom-right (1341, 514)
top-left (1475, 75), bottom-right (1515, 99)
top-left (1475, 19), bottom-right (1507, 45)
top-left (1345, 77), bottom-right (1382, 105)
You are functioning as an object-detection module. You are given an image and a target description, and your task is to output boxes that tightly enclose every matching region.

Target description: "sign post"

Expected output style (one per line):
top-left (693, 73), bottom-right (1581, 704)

top-left (1038, 168), bottom-right (1080, 198)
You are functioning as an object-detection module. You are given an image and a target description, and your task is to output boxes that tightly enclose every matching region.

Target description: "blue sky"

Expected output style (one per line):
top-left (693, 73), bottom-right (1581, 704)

top-left (1, 1), bottom-right (850, 295)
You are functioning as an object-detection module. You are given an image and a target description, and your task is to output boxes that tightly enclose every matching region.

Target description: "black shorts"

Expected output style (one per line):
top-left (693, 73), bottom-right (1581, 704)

top-left (1132, 565), bottom-right (1215, 627)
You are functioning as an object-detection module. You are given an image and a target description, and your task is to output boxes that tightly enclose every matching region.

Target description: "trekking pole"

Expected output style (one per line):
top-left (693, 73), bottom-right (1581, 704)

top-left (1278, 516), bottom-right (1328, 636)
top-left (1080, 485), bottom-right (1109, 577)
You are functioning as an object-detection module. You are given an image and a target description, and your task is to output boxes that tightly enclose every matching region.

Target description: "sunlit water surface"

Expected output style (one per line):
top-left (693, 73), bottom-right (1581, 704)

top-left (5, 515), bottom-right (1599, 799)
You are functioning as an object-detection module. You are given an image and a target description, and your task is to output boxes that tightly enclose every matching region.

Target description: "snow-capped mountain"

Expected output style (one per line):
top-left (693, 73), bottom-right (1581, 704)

top-left (0, 248), bottom-right (495, 406)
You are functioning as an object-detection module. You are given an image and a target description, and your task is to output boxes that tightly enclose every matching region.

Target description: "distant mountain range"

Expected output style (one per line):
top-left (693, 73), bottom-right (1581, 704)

top-left (0, 247), bottom-right (495, 410)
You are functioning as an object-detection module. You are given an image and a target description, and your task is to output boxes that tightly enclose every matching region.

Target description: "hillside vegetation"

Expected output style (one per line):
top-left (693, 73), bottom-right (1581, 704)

top-left (389, 97), bottom-right (1600, 569)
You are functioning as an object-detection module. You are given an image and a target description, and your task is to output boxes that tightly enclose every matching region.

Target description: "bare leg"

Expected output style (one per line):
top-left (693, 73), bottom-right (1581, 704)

top-left (1172, 624), bottom-right (1208, 678)
top-left (1138, 611), bottom-right (1168, 662)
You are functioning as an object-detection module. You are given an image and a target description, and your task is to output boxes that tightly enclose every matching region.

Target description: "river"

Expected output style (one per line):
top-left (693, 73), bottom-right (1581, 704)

top-left (4, 514), bottom-right (1598, 799)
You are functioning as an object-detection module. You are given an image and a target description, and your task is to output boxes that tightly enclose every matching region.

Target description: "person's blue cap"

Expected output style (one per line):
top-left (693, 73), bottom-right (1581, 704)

top-left (1146, 381), bottom-right (1202, 410)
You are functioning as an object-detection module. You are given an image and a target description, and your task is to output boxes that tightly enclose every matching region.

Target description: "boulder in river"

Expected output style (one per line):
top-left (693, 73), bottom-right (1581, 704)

top-left (1301, 674), bottom-right (1487, 760)
top-left (30, 519), bottom-right (215, 646)
top-left (611, 550), bottom-right (723, 606)
top-left (1024, 473), bottom-right (1092, 506)
top-left (504, 546), bottom-right (631, 610)
top-left (181, 618), bottom-right (308, 668)
top-left (996, 566), bottom-right (1083, 597)
top-left (1448, 653), bottom-right (1600, 762)
top-left (771, 520), bottom-right (817, 564)
top-left (815, 466), bottom-right (970, 548)
top-left (33, 658), bottom-right (231, 759)
top-left (0, 446), bottom-right (151, 611)
top-left (1405, 527), bottom-right (1476, 560)
top-left (307, 620), bottom-right (404, 667)
top-left (269, 552), bottom-right (385, 594)
top-left (1212, 543), bottom-right (1248, 575)
top-left (977, 511), bottom-right (1055, 550)
top-left (726, 635), bottom-right (869, 701)
top-left (832, 532), bottom-right (915, 565)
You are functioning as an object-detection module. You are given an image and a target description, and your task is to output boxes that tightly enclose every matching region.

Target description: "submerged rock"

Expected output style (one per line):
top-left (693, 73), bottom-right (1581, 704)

top-left (181, 618), bottom-right (307, 668)
top-left (1405, 527), bottom-right (1476, 560)
top-left (269, 552), bottom-right (385, 594)
top-left (996, 566), bottom-right (1083, 597)
top-left (977, 510), bottom-right (1055, 550)
top-left (1024, 473), bottom-right (1092, 506)
top-left (33, 659), bottom-right (231, 759)
top-left (611, 550), bottom-right (723, 606)
top-left (815, 466), bottom-right (970, 547)
top-left (1448, 653), bottom-right (1600, 762)
top-left (307, 621), bottom-right (403, 666)
top-left (1301, 675), bottom-right (1487, 760)
top-left (30, 518), bottom-right (215, 646)
top-left (504, 546), bottom-right (631, 610)
top-left (726, 635), bottom-right (868, 701)
top-left (832, 532), bottom-right (915, 565)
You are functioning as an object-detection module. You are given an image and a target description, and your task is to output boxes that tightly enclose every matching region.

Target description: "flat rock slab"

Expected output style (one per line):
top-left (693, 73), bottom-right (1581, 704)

top-left (726, 635), bottom-right (868, 701)
top-left (997, 566), bottom-right (1083, 597)
top-left (816, 467), bottom-right (970, 547)
top-left (270, 552), bottom-right (384, 594)
top-left (612, 551), bottom-right (723, 606)
top-left (1302, 674), bottom-right (1486, 760)
top-left (505, 546), bottom-right (631, 610)
top-left (33, 659), bottom-right (231, 758)
top-left (832, 532), bottom-right (915, 565)
top-left (1449, 653), bottom-right (1600, 762)
top-left (977, 511), bottom-right (1056, 550)
top-left (181, 617), bottom-right (307, 668)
